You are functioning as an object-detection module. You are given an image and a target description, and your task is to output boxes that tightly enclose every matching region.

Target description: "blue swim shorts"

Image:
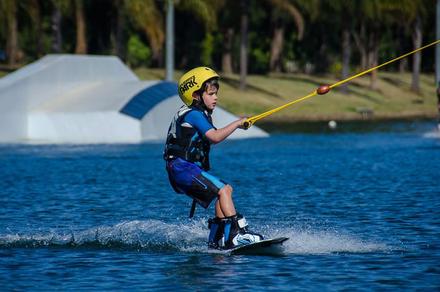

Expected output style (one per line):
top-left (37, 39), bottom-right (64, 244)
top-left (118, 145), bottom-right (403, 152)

top-left (166, 158), bottom-right (226, 208)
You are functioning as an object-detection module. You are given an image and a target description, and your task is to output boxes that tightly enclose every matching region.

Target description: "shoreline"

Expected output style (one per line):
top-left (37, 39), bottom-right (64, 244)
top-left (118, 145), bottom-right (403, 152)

top-left (257, 113), bottom-right (439, 133)
top-left (255, 110), bottom-right (439, 123)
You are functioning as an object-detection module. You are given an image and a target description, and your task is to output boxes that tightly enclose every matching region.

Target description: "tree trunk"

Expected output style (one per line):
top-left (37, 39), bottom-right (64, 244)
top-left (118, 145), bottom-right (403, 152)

top-left (111, 0), bottom-right (125, 60)
top-left (29, 0), bottom-right (43, 57)
top-left (5, 0), bottom-right (18, 66)
top-left (75, 0), bottom-right (87, 54)
top-left (221, 28), bottom-right (234, 74)
top-left (368, 31), bottom-right (379, 90)
top-left (353, 21), bottom-right (367, 70)
top-left (51, 4), bottom-right (62, 53)
top-left (315, 34), bottom-right (328, 73)
top-left (341, 24), bottom-right (351, 94)
top-left (155, 50), bottom-right (164, 68)
top-left (399, 58), bottom-right (408, 73)
top-left (150, 38), bottom-right (163, 67)
top-left (269, 23), bottom-right (284, 73)
top-left (398, 28), bottom-right (407, 73)
top-left (411, 15), bottom-right (422, 93)
top-left (239, 0), bottom-right (249, 91)
top-left (369, 50), bottom-right (378, 90)
top-left (145, 29), bottom-right (163, 68)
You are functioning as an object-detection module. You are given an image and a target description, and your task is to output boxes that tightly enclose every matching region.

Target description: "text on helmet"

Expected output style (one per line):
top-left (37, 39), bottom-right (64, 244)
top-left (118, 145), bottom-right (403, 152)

top-left (179, 76), bottom-right (199, 96)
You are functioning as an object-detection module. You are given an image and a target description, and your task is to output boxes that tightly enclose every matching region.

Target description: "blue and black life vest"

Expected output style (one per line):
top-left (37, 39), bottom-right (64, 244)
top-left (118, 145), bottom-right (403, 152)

top-left (163, 105), bottom-right (214, 170)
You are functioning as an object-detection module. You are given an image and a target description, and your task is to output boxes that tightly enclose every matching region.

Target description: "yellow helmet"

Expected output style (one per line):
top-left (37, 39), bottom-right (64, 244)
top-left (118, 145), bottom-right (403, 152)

top-left (178, 67), bottom-right (220, 106)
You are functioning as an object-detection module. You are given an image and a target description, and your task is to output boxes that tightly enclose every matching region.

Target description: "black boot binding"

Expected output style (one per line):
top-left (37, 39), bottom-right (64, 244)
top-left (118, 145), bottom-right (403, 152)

top-left (208, 214), bottom-right (264, 249)
top-left (207, 217), bottom-right (223, 249)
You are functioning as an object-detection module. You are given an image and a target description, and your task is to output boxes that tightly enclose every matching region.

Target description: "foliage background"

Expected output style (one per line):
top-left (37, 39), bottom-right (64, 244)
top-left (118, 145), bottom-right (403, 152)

top-left (0, 0), bottom-right (436, 74)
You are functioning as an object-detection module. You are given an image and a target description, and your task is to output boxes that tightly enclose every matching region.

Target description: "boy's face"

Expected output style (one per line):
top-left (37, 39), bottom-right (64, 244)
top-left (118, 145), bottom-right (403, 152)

top-left (200, 84), bottom-right (218, 111)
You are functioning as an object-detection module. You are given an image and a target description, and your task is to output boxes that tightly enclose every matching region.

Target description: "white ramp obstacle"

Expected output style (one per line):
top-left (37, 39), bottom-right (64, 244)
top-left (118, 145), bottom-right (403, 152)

top-left (0, 54), bottom-right (268, 143)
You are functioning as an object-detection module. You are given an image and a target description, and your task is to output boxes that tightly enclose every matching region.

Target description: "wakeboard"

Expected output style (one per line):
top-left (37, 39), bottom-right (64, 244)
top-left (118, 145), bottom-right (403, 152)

top-left (224, 237), bottom-right (289, 255)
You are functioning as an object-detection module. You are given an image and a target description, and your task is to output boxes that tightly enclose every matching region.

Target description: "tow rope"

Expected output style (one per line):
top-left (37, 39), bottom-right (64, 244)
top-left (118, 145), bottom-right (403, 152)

top-left (243, 39), bottom-right (440, 129)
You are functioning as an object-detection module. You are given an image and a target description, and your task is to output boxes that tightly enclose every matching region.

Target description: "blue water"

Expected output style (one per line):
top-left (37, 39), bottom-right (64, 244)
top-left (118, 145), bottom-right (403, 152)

top-left (1, 122), bottom-right (439, 290)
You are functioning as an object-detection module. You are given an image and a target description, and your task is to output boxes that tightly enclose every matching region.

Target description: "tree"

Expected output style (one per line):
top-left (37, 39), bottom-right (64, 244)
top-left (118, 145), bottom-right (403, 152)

top-left (352, 0), bottom-right (383, 90)
top-left (74, 0), bottom-right (87, 54)
top-left (0, 0), bottom-right (18, 66)
top-left (176, 0), bottom-right (225, 68)
top-left (111, 0), bottom-right (126, 60)
top-left (50, 0), bottom-right (72, 53)
top-left (267, 0), bottom-right (305, 72)
top-left (125, 0), bottom-right (164, 66)
top-left (407, 1), bottom-right (430, 94)
top-left (27, 0), bottom-right (43, 57)
top-left (217, 0), bottom-right (241, 74)
top-left (239, 0), bottom-right (249, 90)
top-left (176, 0), bottom-right (221, 30)
top-left (379, 0), bottom-right (429, 93)
top-left (222, 27), bottom-right (234, 73)
top-left (412, 14), bottom-right (422, 93)
top-left (325, 0), bottom-right (355, 93)
top-left (51, 1), bottom-right (62, 53)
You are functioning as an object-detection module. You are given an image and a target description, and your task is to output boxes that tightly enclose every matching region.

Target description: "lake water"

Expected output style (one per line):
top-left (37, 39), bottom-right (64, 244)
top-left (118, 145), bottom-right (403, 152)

top-left (1, 122), bottom-right (439, 290)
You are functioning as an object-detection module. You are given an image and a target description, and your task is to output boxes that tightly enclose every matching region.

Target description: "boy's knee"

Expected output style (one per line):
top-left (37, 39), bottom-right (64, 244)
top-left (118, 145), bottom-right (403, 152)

top-left (219, 184), bottom-right (233, 196)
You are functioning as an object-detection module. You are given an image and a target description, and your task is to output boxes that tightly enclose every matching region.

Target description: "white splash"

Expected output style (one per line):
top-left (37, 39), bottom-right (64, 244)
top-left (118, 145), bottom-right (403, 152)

top-left (260, 224), bottom-right (389, 254)
top-left (0, 219), bottom-right (389, 255)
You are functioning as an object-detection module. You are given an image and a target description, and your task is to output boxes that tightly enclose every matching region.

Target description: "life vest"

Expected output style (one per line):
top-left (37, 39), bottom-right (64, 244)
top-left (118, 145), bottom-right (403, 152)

top-left (163, 105), bottom-right (213, 170)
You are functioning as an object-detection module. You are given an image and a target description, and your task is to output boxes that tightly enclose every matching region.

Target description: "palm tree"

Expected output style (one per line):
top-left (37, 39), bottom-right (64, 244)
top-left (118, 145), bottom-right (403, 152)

top-left (222, 27), bottom-right (234, 74)
top-left (124, 0), bottom-right (222, 68)
top-left (352, 0), bottom-right (383, 90)
top-left (407, 1), bottom-right (430, 94)
top-left (217, 0), bottom-right (241, 74)
top-left (27, 0), bottom-right (43, 57)
top-left (125, 0), bottom-right (164, 66)
top-left (175, 0), bottom-right (225, 68)
top-left (51, 1), bottom-right (62, 53)
top-left (379, 0), bottom-right (428, 93)
top-left (176, 0), bottom-right (221, 30)
top-left (267, 0), bottom-right (305, 73)
top-left (411, 14), bottom-right (422, 93)
top-left (74, 0), bottom-right (87, 54)
top-left (50, 0), bottom-right (71, 53)
top-left (0, 0), bottom-right (18, 66)
top-left (239, 0), bottom-right (249, 90)
top-left (353, 0), bottom-right (428, 91)
top-left (111, 0), bottom-right (126, 60)
top-left (326, 0), bottom-right (355, 94)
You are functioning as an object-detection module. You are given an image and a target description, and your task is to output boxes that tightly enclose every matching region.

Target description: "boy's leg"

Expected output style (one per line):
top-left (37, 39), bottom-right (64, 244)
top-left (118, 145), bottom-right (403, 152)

top-left (215, 200), bottom-right (225, 218)
top-left (210, 185), bottom-right (264, 249)
top-left (216, 184), bottom-right (236, 217)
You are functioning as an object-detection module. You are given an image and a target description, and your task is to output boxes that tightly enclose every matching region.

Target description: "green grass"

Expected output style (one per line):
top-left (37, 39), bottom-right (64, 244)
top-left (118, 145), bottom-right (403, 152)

top-left (134, 68), bottom-right (438, 122)
top-left (1, 66), bottom-right (436, 122)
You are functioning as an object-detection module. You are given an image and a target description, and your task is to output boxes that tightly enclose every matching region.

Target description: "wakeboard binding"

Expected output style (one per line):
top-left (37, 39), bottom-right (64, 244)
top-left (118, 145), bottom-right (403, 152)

top-left (208, 213), bottom-right (264, 250)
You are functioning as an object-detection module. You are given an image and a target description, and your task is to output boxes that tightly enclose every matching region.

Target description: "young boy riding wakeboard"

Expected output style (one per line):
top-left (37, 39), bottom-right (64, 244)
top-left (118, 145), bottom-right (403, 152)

top-left (164, 67), bottom-right (263, 250)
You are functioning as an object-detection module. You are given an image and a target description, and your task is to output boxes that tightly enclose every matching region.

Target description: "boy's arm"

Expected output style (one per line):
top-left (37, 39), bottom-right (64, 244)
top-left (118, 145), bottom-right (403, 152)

top-left (205, 118), bottom-right (247, 144)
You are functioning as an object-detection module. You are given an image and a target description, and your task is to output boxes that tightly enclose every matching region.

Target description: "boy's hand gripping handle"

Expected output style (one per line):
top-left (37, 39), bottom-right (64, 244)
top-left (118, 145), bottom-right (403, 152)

top-left (242, 119), bottom-right (252, 130)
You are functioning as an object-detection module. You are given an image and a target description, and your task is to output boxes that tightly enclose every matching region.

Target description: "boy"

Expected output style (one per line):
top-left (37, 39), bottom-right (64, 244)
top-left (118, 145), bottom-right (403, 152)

top-left (164, 67), bottom-right (263, 249)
